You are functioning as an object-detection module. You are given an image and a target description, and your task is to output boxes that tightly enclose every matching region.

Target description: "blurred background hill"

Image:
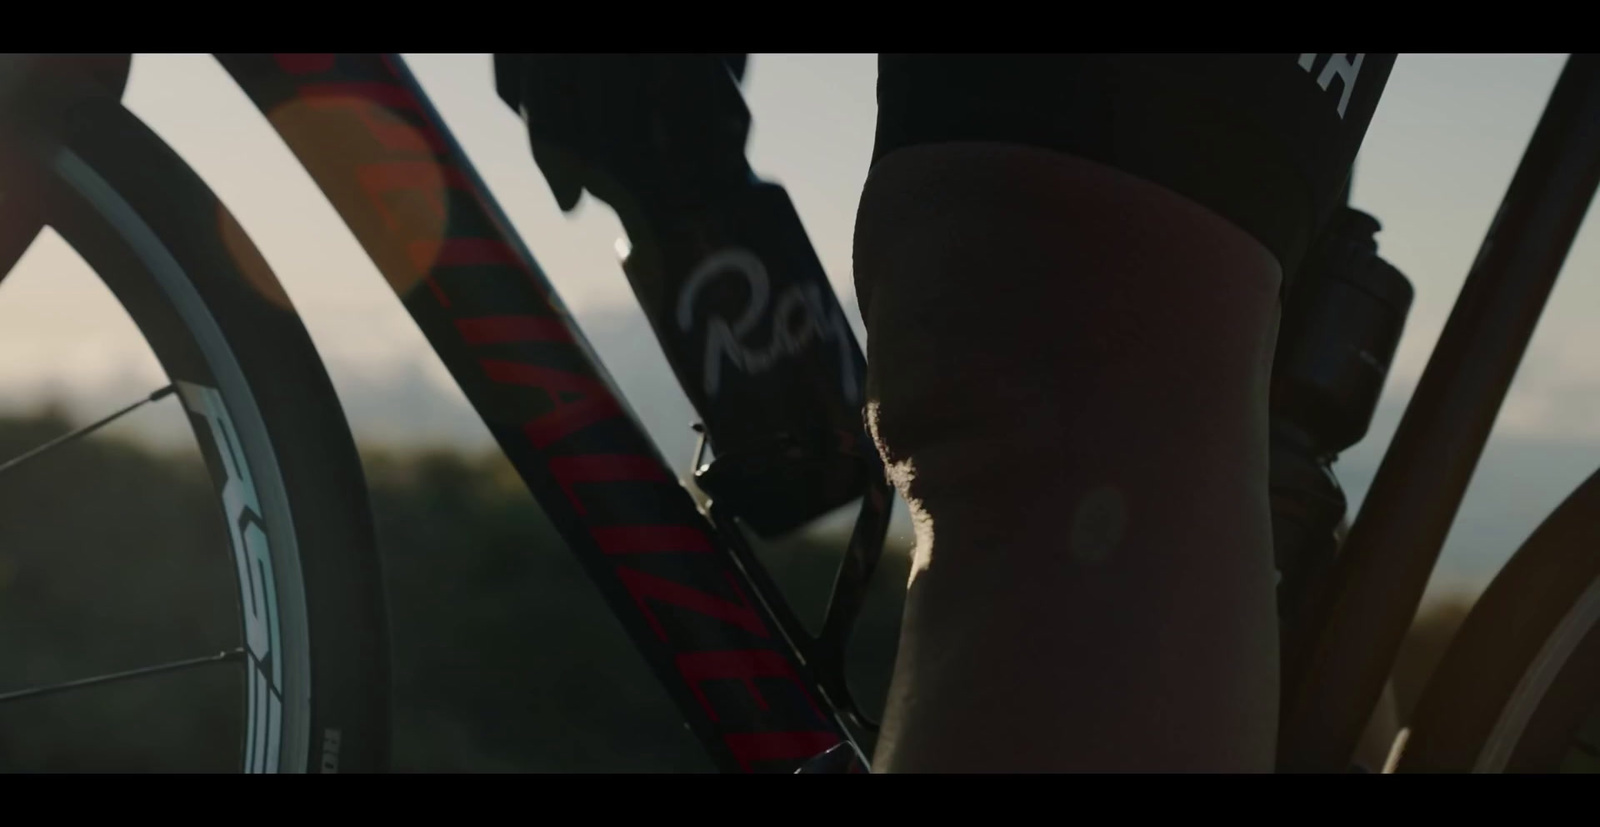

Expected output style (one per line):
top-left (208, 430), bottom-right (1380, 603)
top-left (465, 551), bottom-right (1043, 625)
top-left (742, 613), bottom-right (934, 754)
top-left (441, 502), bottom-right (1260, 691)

top-left (0, 408), bottom-right (909, 772)
top-left (0, 401), bottom-right (1479, 772)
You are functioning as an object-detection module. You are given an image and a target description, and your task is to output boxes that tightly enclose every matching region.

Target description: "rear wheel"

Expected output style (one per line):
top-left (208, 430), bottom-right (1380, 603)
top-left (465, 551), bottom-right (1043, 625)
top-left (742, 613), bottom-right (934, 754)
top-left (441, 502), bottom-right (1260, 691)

top-left (0, 83), bottom-right (388, 771)
top-left (1397, 466), bottom-right (1600, 773)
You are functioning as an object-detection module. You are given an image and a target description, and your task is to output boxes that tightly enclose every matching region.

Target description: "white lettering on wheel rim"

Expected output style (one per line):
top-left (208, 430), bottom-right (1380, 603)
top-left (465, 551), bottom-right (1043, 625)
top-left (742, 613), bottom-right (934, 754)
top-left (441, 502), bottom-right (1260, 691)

top-left (180, 381), bottom-right (283, 774)
top-left (53, 146), bottom-right (311, 773)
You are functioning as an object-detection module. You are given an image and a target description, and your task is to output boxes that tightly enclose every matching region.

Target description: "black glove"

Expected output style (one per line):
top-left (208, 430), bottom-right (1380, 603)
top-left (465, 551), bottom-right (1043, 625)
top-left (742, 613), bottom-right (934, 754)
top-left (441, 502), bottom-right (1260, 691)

top-left (493, 54), bottom-right (751, 214)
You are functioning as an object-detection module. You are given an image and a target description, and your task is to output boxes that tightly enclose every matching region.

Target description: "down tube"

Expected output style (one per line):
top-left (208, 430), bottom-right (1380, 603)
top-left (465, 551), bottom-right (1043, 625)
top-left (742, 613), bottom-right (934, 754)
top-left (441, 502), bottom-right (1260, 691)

top-left (215, 53), bottom-right (858, 773)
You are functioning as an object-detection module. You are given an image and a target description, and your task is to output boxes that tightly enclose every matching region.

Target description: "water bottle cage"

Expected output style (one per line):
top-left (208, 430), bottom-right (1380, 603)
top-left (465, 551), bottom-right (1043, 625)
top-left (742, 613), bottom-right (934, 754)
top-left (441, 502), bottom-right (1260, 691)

top-left (692, 427), bottom-right (875, 538)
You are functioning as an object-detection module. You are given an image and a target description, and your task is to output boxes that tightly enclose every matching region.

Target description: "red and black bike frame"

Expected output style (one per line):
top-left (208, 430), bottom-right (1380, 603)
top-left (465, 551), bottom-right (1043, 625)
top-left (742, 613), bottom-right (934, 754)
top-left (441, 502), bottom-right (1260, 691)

top-left (214, 52), bottom-right (1600, 774)
top-left (212, 53), bottom-right (888, 774)
top-left (211, 52), bottom-right (1600, 773)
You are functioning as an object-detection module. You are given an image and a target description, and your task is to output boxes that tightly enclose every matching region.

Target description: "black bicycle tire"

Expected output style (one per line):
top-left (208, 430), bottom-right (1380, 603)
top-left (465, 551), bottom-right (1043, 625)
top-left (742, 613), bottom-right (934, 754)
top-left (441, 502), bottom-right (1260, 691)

top-left (1, 86), bottom-right (389, 772)
top-left (1396, 463), bottom-right (1600, 773)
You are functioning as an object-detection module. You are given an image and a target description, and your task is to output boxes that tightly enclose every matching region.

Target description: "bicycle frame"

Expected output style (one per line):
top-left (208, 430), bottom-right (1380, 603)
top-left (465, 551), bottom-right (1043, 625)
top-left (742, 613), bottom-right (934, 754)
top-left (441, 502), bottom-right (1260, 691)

top-left (1279, 54), bottom-right (1600, 770)
top-left (193, 52), bottom-right (1600, 773)
top-left (212, 53), bottom-right (890, 774)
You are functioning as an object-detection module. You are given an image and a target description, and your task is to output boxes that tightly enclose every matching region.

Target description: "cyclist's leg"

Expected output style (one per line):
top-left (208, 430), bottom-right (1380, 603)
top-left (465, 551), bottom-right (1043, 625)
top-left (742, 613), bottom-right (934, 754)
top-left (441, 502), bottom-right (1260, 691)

top-left (855, 54), bottom-right (1394, 772)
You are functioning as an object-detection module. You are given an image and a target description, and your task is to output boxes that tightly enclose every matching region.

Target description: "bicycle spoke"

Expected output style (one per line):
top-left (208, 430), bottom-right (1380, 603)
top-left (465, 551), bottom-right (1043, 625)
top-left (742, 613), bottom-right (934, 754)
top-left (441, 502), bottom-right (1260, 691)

top-left (0, 647), bottom-right (245, 706)
top-left (0, 384), bottom-right (176, 478)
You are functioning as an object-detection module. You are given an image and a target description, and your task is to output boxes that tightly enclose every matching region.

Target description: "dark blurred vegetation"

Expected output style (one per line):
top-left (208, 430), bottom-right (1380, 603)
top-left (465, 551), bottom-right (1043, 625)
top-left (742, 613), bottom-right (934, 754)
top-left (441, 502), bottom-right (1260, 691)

top-left (0, 409), bottom-right (908, 772)
top-left (0, 409), bottom-right (1484, 771)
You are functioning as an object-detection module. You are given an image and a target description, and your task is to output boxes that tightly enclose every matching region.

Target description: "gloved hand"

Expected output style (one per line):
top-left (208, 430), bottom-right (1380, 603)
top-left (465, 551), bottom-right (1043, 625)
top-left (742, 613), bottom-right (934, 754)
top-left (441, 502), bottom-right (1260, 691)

top-left (493, 54), bottom-right (750, 214)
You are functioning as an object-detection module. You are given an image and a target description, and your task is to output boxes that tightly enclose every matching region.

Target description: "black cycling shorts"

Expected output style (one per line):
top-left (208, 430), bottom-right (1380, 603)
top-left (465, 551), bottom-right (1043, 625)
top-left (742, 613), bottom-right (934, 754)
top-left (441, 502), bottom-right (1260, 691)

top-left (872, 54), bottom-right (1396, 282)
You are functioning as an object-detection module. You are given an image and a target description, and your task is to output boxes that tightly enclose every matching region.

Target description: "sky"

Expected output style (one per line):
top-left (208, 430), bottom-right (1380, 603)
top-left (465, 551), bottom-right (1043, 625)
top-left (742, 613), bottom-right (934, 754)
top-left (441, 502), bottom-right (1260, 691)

top-left (1, 53), bottom-right (1595, 601)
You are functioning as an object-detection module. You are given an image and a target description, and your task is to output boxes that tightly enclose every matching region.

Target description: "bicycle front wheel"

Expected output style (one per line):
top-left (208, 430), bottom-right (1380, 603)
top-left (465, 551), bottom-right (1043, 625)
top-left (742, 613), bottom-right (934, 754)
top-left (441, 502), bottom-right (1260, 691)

top-left (0, 79), bottom-right (388, 772)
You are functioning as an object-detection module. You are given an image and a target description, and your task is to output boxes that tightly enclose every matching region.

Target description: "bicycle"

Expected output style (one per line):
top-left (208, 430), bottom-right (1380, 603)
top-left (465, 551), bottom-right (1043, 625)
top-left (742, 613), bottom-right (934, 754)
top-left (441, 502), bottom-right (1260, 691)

top-left (1, 53), bottom-right (1598, 774)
